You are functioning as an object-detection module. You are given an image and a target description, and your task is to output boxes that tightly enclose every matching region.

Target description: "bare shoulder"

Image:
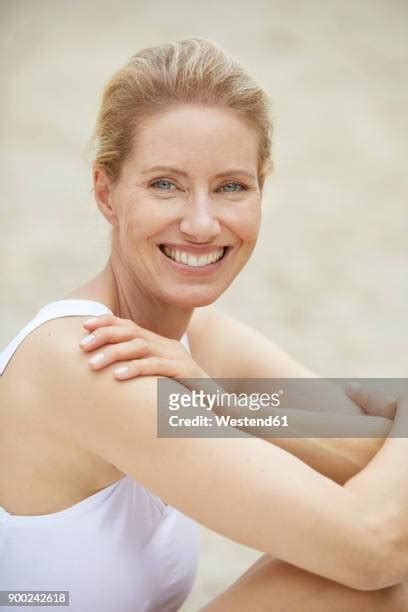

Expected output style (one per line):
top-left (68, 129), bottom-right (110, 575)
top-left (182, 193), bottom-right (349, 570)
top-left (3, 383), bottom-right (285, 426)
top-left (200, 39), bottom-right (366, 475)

top-left (187, 305), bottom-right (234, 376)
top-left (13, 314), bottom-right (160, 437)
top-left (3, 315), bottom-right (154, 432)
top-left (188, 305), bottom-right (315, 379)
top-left (188, 304), bottom-right (240, 350)
top-left (2, 315), bottom-right (94, 390)
top-left (4, 314), bottom-right (104, 392)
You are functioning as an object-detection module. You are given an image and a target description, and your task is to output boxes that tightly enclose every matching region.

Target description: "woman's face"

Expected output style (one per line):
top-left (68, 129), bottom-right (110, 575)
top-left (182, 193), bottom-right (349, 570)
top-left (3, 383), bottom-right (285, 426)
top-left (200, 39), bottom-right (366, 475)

top-left (96, 103), bottom-right (262, 308)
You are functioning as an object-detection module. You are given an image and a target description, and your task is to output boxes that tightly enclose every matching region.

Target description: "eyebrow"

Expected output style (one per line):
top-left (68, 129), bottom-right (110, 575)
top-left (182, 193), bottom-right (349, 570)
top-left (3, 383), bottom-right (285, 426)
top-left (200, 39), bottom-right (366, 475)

top-left (141, 165), bottom-right (256, 181)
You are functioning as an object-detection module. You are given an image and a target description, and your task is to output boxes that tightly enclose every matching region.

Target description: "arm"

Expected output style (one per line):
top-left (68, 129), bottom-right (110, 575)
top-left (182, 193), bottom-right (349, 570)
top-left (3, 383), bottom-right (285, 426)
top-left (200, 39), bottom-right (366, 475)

top-left (188, 306), bottom-right (390, 482)
top-left (205, 384), bottom-right (392, 484)
top-left (32, 317), bottom-right (408, 591)
top-left (188, 305), bottom-right (361, 411)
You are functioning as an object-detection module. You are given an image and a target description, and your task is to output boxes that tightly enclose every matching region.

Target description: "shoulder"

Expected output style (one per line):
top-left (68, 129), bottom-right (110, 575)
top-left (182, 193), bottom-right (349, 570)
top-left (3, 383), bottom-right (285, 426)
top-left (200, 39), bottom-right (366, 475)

top-left (9, 315), bottom-right (103, 385)
top-left (187, 304), bottom-right (221, 344)
top-left (188, 304), bottom-right (240, 344)
top-left (25, 312), bottom-right (158, 391)
top-left (3, 315), bottom-right (95, 386)
top-left (187, 305), bottom-right (261, 377)
top-left (187, 306), bottom-right (315, 379)
top-left (12, 315), bottom-right (161, 453)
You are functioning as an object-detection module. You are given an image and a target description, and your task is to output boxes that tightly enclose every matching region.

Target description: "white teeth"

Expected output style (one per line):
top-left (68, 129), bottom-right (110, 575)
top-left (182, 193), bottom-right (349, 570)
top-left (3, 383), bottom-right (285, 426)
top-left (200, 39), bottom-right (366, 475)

top-left (198, 255), bottom-right (208, 266)
top-left (161, 246), bottom-right (225, 267)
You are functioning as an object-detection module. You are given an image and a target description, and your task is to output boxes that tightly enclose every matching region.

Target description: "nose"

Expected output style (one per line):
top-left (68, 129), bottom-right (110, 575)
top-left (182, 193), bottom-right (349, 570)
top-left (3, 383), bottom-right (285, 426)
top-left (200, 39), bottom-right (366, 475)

top-left (179, 196), bottom-right (221, 243)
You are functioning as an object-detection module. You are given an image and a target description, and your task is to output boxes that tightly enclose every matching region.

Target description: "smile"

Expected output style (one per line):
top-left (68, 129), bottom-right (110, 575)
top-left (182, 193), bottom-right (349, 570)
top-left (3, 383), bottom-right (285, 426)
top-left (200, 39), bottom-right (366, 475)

top-left (159, 245), bottom-right (227, 268)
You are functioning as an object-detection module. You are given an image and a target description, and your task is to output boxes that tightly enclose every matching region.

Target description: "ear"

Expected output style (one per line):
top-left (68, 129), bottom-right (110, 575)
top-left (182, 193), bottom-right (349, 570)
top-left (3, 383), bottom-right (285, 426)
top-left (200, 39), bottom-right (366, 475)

top-left (93, 165), bottom-right (118, 227)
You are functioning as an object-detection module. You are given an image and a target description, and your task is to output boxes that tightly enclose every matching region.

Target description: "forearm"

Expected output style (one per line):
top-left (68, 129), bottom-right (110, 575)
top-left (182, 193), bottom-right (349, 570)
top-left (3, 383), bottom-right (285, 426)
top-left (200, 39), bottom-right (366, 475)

top-left (266, 394), bottom-right (391, 483)
top-left (241, 410), bottom-right (390, 484)
top-left (205, 378), bottom-right (392, 483)
top-left (268, 434), bottom-right (388, 484)
top-left (264, 379), bottom-right (402, 482)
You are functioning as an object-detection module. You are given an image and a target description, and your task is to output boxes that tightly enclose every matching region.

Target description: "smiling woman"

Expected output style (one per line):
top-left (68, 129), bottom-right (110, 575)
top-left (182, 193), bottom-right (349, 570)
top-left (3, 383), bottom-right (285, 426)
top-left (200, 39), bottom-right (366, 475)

top-left (89, 100), bottom-right (264, 326)
top-left (1, 36), bottom-right (408, 612)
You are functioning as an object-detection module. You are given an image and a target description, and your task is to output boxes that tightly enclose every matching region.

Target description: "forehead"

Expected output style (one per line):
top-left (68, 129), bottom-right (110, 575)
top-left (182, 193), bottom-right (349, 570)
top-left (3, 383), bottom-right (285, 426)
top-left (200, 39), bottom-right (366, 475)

top-left (130, 104), bottom-right (259, 172)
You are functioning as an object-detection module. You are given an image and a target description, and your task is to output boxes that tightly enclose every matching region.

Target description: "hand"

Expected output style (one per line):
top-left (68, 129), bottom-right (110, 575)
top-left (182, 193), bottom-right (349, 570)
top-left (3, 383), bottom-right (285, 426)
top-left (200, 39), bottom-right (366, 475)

top-left (345, 382), bottom-right (398, 420)
top-left (78, 314), bottom-right (208, 383)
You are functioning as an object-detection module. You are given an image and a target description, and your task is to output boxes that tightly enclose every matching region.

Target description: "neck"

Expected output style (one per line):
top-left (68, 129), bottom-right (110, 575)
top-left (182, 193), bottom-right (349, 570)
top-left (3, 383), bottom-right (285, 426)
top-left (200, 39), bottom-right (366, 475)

top-left (73, 256), bottom-right (194, 342)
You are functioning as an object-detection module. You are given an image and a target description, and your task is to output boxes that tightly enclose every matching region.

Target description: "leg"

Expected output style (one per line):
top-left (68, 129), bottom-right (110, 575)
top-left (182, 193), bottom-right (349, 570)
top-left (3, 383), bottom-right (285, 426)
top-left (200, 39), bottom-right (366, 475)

top-left (199, 554), bottom-right (408, 612)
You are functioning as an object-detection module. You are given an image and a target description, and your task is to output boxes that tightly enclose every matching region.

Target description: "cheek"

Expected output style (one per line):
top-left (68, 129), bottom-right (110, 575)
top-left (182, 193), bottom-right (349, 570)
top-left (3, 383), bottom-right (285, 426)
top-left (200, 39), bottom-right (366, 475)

top-left (117, 193), bottom-right (151, 236)
top-left (120, 203), bottom-right (172, 244)
top-left (122, 217), bottom-right (138, 241)
top-left (117, 205), bottom-right (138, 241)
top-left (232, 204), bottom-right (261, 243)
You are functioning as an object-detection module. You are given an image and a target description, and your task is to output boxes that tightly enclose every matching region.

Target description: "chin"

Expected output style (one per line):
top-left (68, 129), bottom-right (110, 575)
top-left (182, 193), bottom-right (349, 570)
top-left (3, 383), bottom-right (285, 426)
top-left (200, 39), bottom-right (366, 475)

top-left (164, 286), bottom-right (224, 308)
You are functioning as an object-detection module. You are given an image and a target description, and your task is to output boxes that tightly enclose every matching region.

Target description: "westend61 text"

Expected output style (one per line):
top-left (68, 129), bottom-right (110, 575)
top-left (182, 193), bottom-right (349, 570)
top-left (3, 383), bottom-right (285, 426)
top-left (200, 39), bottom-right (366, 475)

top-left (168, 414), bottom-right (289, 428)
top-left (168, 389), bottom-right (283, 411)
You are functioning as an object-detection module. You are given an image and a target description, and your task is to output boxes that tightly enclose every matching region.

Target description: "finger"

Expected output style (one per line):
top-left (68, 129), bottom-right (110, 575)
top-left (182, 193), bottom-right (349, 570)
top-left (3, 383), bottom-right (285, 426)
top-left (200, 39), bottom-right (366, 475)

top-left (82, 314), bottom-right (135, 330)
top-left (345, 382), bottom-right (397, 419)
top-left (82, 316), bottom-right (164, 347)
top-left (79, 324), bottom-right (144, 351)
top-left (113, 357), bottom-right (179, 380)
top-left (87, 338), bottom-right (150, 370)
top-left (82, 314), bottom-right (116, 328)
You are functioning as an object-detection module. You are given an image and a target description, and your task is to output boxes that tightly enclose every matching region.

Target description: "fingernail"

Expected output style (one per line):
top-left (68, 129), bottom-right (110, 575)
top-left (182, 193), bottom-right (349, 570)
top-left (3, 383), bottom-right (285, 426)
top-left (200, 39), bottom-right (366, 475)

top-left (80, 334), bottom-right (96, 346)
top-left (84, 317), bottom-right (98, 326)
top-left (114, 366), bottom-right (129, 376)
top-left (89, 352), bottom-right (104, 364)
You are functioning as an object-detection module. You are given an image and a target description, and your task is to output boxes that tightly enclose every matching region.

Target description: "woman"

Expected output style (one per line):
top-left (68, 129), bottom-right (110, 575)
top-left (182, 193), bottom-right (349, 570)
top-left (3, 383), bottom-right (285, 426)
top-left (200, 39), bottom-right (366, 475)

top-left (1, 37), bottom-right (407, 611)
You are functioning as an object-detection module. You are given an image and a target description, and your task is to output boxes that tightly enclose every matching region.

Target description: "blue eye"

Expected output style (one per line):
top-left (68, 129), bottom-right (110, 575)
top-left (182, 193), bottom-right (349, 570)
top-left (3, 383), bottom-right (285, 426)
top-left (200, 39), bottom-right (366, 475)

top-left (150, 179), bottom-right (248, 193)
top-left (151, 179), bottom-right (176, 191)
top-left (220, 182), bottom-right (247, 192)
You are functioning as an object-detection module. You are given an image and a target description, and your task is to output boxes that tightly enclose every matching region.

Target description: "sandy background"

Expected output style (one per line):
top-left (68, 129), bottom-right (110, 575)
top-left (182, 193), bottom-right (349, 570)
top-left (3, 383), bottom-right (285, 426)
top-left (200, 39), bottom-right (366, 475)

top-left (1, 1), bottom-right (407, 609)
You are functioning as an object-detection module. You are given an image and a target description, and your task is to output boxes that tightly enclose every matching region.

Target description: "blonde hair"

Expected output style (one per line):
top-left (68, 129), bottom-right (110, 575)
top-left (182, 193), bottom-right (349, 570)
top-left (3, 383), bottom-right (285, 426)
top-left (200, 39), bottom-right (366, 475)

top-left (89, 37), bottom-right (274, 190)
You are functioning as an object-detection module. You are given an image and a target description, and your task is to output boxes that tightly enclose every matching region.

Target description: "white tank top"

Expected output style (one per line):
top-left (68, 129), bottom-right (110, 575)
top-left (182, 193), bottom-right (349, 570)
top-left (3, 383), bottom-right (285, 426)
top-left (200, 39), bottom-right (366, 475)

top-left (0, 300), bottom-right (200, 612)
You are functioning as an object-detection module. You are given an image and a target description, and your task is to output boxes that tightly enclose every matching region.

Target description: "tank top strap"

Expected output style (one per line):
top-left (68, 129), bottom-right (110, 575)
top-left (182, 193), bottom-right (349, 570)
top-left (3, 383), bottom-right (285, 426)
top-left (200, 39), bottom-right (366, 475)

top-left (0, 299), bottom-right (113, 376)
